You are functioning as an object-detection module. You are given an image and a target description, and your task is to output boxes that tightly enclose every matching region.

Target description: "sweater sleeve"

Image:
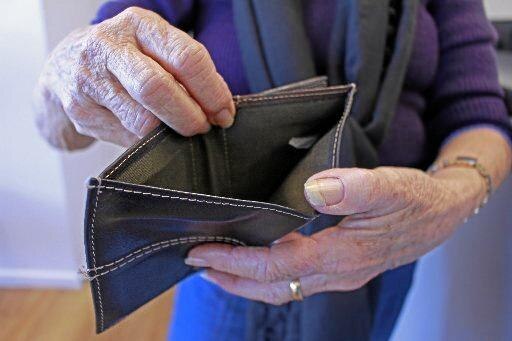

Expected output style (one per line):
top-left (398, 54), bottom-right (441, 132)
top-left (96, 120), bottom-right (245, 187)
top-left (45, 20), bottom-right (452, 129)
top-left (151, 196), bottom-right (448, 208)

top-left (91, 0), bottom-right (195, 30)
top-left (425, 0), bottom-right (512, 147)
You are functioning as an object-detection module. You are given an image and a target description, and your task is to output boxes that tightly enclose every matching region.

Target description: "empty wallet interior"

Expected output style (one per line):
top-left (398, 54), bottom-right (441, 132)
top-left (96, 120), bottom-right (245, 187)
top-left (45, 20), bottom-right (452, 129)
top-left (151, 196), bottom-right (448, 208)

top-left (99, 81), bottom-right (355, 213)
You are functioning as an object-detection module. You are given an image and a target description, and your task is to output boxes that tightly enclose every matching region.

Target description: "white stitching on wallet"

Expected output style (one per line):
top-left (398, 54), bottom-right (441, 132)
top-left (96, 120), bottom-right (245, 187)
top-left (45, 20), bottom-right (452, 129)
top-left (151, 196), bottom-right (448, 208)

top-left (104, 129), bottom-right (164, 179)
top-left (82, 236), bottom-right (246, 280)
top-left (102, 180), bottom-right (304, 211)
top-left (93, 185), bottom-right (309, 220)
top-left (89, 181), bottom-right (105, 331)
top-left (235, 85), bottom-right (352, 104)
top-left (331, 84), bottom-right (357, 168)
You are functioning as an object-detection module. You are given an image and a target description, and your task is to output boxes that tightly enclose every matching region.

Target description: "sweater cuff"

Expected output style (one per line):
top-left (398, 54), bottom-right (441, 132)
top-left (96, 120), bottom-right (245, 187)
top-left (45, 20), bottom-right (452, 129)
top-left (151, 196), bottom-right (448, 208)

top-left (428, 96), bottom-right (512, 147)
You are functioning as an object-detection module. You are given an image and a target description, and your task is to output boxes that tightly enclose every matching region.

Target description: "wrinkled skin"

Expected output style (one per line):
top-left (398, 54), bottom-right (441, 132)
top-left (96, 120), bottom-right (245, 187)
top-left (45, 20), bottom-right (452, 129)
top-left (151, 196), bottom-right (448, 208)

top-left (187, 128), bottom-right (511, 305)
top-left (34, 7), bottom-right (234, 149)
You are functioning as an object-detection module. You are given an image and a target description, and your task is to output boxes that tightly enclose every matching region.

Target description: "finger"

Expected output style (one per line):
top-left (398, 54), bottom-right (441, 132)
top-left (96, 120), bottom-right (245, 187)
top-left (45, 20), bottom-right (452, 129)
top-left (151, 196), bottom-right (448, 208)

top-left (201, 270), bottom-right (294, 305)
top-left (122, 7), bottom-right (235, 127)
top-left (106, 44), bottom-right (211, 136)
top-left (88, 79), bottom-right (161, 138)
top-left (201, 270), bottom-right (327, 305)
top-left (63, 96), bottom-right (139, 146)
top-left (201, 269), bottom-right (380, 305)
top-left (303, 167), bottom-right (407, 216)
top-left (186, 236), bottom-right (322, 283)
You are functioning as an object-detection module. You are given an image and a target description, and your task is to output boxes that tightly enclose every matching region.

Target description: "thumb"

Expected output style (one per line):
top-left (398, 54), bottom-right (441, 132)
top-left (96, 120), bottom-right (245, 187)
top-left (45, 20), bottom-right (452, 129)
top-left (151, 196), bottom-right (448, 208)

top-left (304, 168), bottom-right (393, 215)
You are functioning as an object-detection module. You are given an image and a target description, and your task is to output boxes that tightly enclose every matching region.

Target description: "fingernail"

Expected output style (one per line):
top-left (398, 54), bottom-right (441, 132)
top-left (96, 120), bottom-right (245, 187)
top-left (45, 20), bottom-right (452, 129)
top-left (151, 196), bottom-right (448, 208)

top-left (214, 109), bottom-right (234, 128)
top-left (185, 257), bottom-right (209, 267)
top-left (304, 177), bottom-right (344, 207)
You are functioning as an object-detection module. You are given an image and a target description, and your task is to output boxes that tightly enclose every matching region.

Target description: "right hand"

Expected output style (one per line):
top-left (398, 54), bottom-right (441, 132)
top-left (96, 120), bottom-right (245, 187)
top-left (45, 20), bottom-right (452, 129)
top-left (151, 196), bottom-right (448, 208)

top-left (34, 7), bottom-right (235, 149)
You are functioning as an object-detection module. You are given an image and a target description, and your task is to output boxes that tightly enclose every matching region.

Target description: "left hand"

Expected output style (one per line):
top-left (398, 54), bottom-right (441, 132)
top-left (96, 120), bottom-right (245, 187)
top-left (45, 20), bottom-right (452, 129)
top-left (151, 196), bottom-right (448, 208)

top-left (185, 166), bottom-right (486, 305)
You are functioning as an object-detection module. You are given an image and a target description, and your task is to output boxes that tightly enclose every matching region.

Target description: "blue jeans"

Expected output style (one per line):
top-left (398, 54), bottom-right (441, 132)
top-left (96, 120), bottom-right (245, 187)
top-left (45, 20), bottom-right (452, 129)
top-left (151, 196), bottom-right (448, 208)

top-left (169, 274), bottom-right (248, 341)
top-left (169, 263), bottom-right (416, 341)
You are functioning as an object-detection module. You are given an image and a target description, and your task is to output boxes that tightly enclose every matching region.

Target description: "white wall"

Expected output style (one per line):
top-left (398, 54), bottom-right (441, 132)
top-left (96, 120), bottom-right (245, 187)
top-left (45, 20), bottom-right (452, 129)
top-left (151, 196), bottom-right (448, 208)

top-left (0, 0), bottom-right (118, 289)
top-left (485, 0), bottom-right (512, 20)
top-left (0, 0), bottom-right (80, 288)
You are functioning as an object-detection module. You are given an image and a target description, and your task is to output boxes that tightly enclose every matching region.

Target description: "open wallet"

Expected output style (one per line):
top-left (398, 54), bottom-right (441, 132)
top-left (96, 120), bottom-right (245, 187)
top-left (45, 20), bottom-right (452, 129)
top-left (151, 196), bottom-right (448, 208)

top-left (81, 77), bottom-right (357, 333)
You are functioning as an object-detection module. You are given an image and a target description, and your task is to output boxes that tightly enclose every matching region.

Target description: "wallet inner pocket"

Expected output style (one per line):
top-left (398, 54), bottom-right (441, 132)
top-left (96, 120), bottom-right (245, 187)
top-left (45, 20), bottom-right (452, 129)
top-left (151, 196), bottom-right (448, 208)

top-left (99, 83), bottom-right (355, 215)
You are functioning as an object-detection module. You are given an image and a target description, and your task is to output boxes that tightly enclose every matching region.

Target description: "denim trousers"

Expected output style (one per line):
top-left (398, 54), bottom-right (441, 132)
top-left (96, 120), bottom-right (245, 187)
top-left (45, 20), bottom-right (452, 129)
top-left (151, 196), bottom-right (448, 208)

top-left (168, 262), bottom-right (416, 341)
top-left (169, 274), bottom-right (248, 341)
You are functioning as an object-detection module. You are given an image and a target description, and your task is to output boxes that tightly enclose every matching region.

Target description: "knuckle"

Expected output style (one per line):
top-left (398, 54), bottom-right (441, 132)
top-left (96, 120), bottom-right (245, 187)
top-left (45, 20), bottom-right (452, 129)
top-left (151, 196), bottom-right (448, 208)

top-left (176, 116), bottom-right (206, 137)
top-left (115, 104), bottom-right (137, 129)
top-left (199, 75), bottom-right (232, 113)
top-left (172, 41), bottom-right (209, 76)
top-left (366, 169), bottom-right (384, 195)
top-left (86, 26), bottom-right (108, 51)
top-left (385, 169), bottom-right (424, 210)
top-left (120, 6), bottom-right (146, 21)
top-left (341, 169), bottom-right (379, 212)
top-left (136, 72), bottom-right (168, 103)
top-left (87, 25), bottom-right (103, 42)
top-left (134, 112), bottom-right (159, 136)
top-left (253, 251), bottom-right (277, 283)
top-left (92, 80), bottom-right (116, 104)
top-left (61, 96), bottom-right (83, 117)
top-left (73, 123), bottom-right (89, 136)
top-left (83, 28), bottom-right (113, 65)
top-left (119, 107), bottom-right (157, 136)
top-left (70, 68), bottom-right (92, 95)
top-left (77, 43), bottom-right (92, 67)
top-left (263, 261), bottom-right (289, 283)
top-left (261, 263), bottom-right (276, 283)
top-left (119, 7), bottom-right (159, 32)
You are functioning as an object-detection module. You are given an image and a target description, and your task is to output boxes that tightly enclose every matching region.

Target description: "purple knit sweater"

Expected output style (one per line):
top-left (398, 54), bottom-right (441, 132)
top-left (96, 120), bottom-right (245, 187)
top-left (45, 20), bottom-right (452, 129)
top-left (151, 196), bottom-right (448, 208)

top-left (93, 0), bottom-right (511, 167)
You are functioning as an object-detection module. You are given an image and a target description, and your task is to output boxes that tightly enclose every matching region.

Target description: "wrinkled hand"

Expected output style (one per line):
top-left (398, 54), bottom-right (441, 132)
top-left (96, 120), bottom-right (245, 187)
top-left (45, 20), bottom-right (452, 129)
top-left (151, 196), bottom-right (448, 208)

top-left (185, 166), bottom-right (486, 304)
top-left (34, 7), bottom-right (234, 149)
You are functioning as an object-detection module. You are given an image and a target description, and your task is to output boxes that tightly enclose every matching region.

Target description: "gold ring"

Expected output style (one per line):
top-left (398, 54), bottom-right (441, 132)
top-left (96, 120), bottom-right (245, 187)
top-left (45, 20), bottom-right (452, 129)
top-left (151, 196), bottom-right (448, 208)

top-left (289, 279), bottom-right (304, 301)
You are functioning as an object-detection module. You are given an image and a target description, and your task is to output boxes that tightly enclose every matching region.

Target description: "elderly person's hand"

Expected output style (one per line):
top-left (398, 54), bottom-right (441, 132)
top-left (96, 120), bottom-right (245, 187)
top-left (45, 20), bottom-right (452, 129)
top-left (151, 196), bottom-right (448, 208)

top-left (185, 128), bottom-right (511, 305)
top-left (34, 7), bottom-right (234, 149)
top-left (185, 167), bottom-right (481, 304)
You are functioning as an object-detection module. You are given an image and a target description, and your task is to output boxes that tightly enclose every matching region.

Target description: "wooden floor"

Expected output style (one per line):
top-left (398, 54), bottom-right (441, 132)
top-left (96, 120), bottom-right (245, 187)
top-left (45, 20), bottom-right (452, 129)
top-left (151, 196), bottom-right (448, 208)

top-left (0, 284), bottom-right (175, 341)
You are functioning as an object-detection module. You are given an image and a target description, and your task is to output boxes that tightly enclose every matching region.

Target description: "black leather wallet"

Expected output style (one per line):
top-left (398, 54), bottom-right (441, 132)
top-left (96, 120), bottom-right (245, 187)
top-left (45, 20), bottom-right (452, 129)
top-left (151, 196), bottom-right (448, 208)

top-left (82, 78), bottom-right (356, 332)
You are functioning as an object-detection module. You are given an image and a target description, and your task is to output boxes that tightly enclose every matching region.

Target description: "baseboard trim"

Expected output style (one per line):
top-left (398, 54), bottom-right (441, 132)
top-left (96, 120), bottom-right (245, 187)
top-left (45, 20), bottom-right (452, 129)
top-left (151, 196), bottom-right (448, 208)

top-left (0, 268), bottom-right (82, 289)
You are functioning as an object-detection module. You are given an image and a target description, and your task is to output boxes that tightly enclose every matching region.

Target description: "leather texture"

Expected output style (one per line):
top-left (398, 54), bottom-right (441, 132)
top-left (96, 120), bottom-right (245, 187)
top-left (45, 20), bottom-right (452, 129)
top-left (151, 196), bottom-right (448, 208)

top-left (83, 79), bottom-right (356, 333)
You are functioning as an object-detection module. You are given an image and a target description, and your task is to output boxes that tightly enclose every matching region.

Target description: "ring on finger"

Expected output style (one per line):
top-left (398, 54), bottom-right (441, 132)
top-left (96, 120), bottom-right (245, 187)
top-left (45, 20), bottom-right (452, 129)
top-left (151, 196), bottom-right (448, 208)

top-left (289, 279), bottom-right (304, 301)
